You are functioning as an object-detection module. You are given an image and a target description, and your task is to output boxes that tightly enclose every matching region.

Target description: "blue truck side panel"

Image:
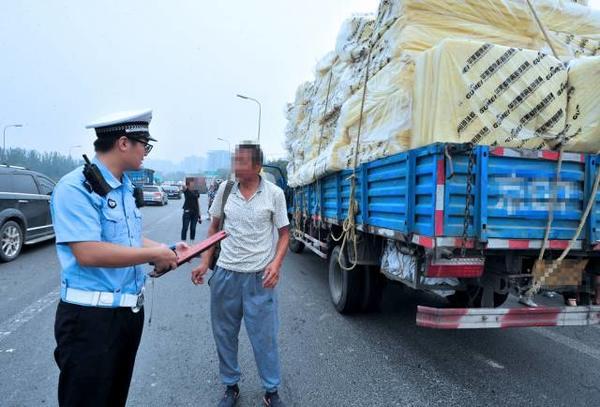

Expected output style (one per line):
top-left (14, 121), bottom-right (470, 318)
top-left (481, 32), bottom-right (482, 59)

top-left (291, 143), bottom-right (600, 246)
top-left (125, 168), bottom-right (155, 186)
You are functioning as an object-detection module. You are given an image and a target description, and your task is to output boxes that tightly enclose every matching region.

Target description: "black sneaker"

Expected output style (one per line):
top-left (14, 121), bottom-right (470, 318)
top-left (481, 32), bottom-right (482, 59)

top-left (263, 391), bottom-right (285, 407)
top-left (218, 384), bottom-right (240, 407)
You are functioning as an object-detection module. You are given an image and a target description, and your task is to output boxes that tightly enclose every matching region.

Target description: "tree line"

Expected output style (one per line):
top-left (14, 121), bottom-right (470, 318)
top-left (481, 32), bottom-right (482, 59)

top-left (1, 147), bottom-right (81, 181)
top-left (1, 146), bottom-right (290, 185)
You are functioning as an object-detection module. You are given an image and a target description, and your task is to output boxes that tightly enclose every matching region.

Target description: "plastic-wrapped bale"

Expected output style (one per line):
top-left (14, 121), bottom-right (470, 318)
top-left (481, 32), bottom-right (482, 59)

top-left (334, 55), bottom-right (414, 169)
top-left (372, 0), bottom-right (600, 58)
top-left (289, 55), bottom-right (415, 187)
top-left (287, 137), bottom-right (352, 188)
top-left (555, 56), bottom-right (600, 152)
top-left (549, 31), bottom-right (600, 58)
top-left (335, 14), bottom-right (375, 63)
top-left (412, 39), bottom-right (568, 149)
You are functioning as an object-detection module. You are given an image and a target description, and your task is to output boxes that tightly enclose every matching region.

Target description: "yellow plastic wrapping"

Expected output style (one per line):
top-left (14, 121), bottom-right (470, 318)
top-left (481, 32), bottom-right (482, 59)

top-left (557, 56), bottom-right (600, 152)
top-left (412, 39), bottom-right (568, 149)
top-left (335, 55), bottom-right (414, 167)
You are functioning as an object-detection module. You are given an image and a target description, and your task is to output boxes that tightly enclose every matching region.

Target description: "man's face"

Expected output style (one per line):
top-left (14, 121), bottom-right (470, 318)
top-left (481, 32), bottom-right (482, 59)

top-left (122, 136), bottom-right (151, 170)
top-left (234, 148), bottom-right (260, 179)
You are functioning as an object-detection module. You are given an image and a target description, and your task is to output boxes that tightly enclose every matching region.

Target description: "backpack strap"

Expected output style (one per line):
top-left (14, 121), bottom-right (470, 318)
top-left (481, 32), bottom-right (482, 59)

top-left (217, 181), bottom-right (234, 231)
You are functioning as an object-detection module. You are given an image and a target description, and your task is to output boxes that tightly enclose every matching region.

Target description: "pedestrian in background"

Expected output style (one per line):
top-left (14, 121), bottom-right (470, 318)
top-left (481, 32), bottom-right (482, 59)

top-left (182, 180), bottom-right (202, 242)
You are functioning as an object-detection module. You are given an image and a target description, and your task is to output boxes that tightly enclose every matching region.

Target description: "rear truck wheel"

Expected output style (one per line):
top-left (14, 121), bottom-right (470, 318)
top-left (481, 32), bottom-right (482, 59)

top-left (328, 245), bottom-right (365, 314)
top-left (288, 234), bottom-right (305, 254)
top-left (0, 221), bottom-right (24, 262)
top-left (361, 265), bottom-right (386, 312)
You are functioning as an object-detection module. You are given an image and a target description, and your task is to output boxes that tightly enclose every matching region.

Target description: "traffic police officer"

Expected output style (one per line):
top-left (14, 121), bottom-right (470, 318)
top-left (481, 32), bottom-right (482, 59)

top-left (51, 109), bottom-right (181, 406)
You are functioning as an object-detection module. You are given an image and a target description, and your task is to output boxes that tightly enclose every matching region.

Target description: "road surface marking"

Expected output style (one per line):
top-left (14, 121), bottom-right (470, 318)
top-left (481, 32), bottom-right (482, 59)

top-left (0, 289), bottom-right (59, 345)
top-left (535, 327), bottom-right (600, 363)
top-left (473, 352), bottom-right (505, 369)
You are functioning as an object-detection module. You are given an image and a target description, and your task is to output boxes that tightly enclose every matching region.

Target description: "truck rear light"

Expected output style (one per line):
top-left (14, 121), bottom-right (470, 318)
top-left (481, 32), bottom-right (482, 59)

top-left (426, 258), bottom-right (484, 278)
top-left (154, 192), bottom-right (162, 198)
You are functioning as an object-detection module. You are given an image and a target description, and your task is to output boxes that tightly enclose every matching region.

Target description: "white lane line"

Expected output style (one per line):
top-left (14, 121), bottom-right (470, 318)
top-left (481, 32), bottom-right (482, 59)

top-left (535, 328), bottom-right (600, 363)
top-left (0, 289), bottom-right (59, 345)
top-left (473, 352), bottom-right (505, 369)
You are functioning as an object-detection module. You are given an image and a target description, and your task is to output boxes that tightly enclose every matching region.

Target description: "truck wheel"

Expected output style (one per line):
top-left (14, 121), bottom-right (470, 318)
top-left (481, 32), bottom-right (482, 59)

top-left (288, 234), bottom-right (305, 254)
top-left (0, 221), bottom-right (24, 262)
top-left (361, 266), bottom-right (386, 312)
top-left (328, 246), bottom-right (364, 314)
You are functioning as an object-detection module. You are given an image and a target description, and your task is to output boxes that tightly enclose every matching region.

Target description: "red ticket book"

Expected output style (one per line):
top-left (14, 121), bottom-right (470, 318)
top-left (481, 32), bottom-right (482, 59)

top-left (149, 231), bottom-right (228, 278)
top-left (176, 230), bottom-right (228, 265)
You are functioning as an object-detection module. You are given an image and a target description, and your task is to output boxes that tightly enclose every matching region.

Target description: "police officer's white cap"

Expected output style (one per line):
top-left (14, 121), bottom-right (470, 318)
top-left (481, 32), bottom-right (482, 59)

top-left (86, 109), bottom-right (156, 141)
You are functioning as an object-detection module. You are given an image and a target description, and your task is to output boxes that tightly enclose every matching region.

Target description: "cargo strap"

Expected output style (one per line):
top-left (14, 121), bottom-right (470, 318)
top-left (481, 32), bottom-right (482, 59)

top-left (313, 67), bottom-right (335, 244)
top-left (525, 0), bottom-right (560, 60)
top-left (526, 150), bottom-right (600, 298)
top-left (331, 36), bottom-right (376, 271)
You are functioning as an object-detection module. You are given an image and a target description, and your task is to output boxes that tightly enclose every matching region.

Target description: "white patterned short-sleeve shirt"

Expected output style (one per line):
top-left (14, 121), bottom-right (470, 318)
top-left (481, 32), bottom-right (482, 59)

top-left (209, 177), bottom-right (289, 272)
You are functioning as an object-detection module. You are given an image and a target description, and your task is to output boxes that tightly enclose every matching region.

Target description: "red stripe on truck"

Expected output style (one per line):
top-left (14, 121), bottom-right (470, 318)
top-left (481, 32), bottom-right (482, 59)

top-left (541, 150), bottom-right (559, 161)
top-left (416, 306), bottom-right (469, 329)
top-left (508, 240), bottom-right (530, 249)
top-left (436, 158), bottom-right (445, 185)
top-left (498, 307), bottom-right (562, 328)
top-left (548, 240), bottom-right (569, 249)
top-left (491, 147), bottom-right (505, 157)
top-left (435, 211), bottom-right (444, 236)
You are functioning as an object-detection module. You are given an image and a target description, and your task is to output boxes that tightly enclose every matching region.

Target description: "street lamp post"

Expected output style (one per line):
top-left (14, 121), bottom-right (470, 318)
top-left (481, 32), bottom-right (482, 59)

top-left (236, 94), bottom-right (261, 143)
top-left (3, 124), bottom-right (23, 163)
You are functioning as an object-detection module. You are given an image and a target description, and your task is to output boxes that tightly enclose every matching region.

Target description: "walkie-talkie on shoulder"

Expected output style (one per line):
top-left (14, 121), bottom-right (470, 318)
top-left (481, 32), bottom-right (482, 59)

top-left (82, 154), bottom-right (112, 197)
top-left (133, 186), bottom-right (145, 208)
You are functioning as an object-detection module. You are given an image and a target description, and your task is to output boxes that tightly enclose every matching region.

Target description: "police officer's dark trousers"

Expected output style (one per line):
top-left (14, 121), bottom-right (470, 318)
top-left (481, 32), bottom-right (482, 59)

top-left (181, 210), bottom-right (199, 240)
top-left (54, 300), bottom-right (144, 407)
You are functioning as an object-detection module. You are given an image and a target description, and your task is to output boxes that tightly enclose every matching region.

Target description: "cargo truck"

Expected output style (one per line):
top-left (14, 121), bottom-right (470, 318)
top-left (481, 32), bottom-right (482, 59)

top-left (288, 142), bottom-right (600, 329)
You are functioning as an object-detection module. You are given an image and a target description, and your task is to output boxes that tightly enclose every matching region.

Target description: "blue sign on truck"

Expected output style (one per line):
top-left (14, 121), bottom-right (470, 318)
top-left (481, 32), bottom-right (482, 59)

top-left (125, 168), bottom-right (155, 186)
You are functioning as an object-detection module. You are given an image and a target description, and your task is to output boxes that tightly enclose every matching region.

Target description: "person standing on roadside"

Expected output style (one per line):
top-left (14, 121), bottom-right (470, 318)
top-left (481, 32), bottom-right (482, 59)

top-left (192, 143), bottom-right (290, 407)
top-left (181, 179), bottom-right (202, 242)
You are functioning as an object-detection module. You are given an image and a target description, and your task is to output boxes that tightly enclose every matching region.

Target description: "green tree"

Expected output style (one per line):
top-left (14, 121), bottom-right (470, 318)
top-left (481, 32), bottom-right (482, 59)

top-left (1, 147), bottom-right (81, 181)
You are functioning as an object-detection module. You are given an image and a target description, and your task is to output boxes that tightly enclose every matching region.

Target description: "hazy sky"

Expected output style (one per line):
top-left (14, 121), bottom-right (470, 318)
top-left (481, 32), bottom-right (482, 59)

top-left (1, 0), bottom-right (598, 162)
top-left (0, 0), bottom-right (379, 162)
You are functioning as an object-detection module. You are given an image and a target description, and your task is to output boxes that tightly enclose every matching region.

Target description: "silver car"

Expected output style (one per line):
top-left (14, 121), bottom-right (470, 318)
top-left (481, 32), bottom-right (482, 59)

top-left (142, 185), bottom-right (168, 206)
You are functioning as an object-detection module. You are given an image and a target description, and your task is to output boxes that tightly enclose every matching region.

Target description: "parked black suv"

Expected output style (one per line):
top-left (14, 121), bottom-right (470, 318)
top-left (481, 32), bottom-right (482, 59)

top-left (0, 165), bottom-right (56, 262)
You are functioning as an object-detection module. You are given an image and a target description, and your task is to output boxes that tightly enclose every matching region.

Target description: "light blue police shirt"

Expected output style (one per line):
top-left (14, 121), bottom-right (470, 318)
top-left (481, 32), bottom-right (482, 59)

top-left (50, 157), bottom-right (145, 306)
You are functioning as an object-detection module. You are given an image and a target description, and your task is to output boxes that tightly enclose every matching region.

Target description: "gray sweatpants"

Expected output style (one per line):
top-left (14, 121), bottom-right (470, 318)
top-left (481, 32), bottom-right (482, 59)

top-left (209, 266), bottom-right (281, 392)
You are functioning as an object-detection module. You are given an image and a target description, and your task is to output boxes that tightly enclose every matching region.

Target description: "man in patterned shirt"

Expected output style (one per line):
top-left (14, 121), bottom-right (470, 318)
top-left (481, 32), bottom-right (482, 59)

top-left (192, 143), bottom-right (289, 407)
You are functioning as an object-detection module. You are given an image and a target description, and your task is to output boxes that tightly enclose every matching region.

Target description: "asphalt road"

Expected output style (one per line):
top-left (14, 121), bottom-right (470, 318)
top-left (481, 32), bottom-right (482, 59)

top-left (1, 198), bottom-right (600, 406)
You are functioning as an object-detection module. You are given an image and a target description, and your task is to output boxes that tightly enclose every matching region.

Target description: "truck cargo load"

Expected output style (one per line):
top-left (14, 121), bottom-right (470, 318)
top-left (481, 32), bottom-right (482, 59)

top-left (285, 0), bottom-right (600, 188)
top-left (284, 0), bottom-right (600, 329)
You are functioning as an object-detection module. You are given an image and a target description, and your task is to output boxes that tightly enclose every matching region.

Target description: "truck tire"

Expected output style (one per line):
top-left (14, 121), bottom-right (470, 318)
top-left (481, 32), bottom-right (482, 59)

top-left (361, 266), bottom-right (386, 312)
top-left (288, 235), bottom-right (305, 254)
top-left (0, 221), bottom-right (24, 262)
top-left (328, 246), bottom-right (364, 314)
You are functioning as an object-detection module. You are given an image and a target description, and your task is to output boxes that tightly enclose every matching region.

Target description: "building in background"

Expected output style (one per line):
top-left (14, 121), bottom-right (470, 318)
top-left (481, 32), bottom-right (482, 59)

top-left (206, 150), bottom-right (230, 171)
